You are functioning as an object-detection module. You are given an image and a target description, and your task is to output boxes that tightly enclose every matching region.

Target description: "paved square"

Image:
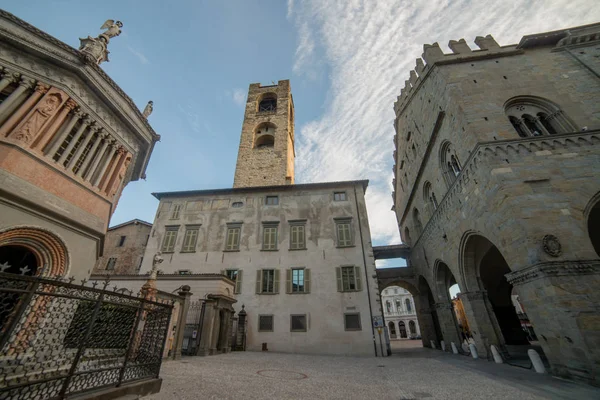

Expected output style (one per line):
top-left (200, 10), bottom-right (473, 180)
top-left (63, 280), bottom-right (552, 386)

top-left (148, 348), bottom-right (600, 399)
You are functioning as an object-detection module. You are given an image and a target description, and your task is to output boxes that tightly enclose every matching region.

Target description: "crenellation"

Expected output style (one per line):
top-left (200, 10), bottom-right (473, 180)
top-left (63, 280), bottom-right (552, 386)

top-left (448, 39), bottom-right (472, 54)
top-left (474, 34), bottom-right (500, 50)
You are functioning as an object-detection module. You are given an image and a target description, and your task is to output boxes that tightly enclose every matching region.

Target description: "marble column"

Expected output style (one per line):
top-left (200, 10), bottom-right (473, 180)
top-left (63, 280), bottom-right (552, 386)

top-left (84, 136), bottom-right (111, 182)
top-left (57, 116), bottom-right (90, 165)
top-left (92, 141), bottom-right (118, 187)
top-left (0, 70), bottom-right (18, 93)
top-left (99, 145), bottom-right (124, 191)
top-left (174, 286), bottom-right (193, 360)
top-left (35, 99), bottom-right (77, 151)
top-left (76, 130), bottom-right (104, 177)
top-left (0, 76), bottom-right (36, 125)
top-left (0, 82), bottom-right (49, 137)
top-left (66, 124), bottom-right (98, 170)
top-left (45, 107), bottom-right (81, 156)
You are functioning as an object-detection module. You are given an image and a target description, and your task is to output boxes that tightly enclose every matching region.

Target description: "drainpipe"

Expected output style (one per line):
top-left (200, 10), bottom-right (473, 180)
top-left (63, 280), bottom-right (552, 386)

top-left (353, 184), bottom-right (378, 357)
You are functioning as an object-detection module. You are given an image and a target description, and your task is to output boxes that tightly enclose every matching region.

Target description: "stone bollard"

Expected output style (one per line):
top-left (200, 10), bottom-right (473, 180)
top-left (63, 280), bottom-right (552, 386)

top-left (441, 340), bottom-right (446, 352)
top-left (469, 343), bottom-right (479, 359)
top-left (490, 345), bottom-right (503, 364)
top-left (430, 340), bottom-right (436, 349)
top-left (451, 342), bottom-right (459, 354)
top-left (528, 349), bottom-right (546, 374)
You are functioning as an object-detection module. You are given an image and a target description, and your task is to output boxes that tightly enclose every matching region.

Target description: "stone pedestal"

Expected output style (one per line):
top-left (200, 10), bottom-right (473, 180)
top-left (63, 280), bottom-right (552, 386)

top-left (507, 260), bottom-right (600, 385)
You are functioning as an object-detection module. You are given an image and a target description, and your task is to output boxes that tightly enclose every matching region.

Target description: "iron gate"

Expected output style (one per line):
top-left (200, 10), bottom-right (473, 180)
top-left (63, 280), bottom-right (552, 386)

top-left (181, 301), bottom-right (205, 356)
top-left (0, 272), bottom-right (173, 399)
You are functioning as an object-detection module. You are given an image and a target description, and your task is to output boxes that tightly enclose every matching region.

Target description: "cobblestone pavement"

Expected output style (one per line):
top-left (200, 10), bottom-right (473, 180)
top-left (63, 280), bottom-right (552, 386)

top-left (147, 348), bottom-right (600, 400)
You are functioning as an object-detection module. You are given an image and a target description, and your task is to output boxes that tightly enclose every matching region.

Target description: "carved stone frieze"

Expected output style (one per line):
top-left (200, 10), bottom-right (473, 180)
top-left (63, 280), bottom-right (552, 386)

top-left (505, 260), bottom-right (600, 286)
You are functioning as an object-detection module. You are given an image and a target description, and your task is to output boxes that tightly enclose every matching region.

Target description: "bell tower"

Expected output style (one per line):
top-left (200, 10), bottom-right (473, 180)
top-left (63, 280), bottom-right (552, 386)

top-left (233, 80), bottom-right (295, 188)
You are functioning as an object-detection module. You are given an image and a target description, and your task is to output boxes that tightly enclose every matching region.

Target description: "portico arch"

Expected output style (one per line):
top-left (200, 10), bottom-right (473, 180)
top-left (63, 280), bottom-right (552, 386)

top-left (585, 192), bottom-right (600, 257)
top-left (433, 260), bottom-right (464, 347)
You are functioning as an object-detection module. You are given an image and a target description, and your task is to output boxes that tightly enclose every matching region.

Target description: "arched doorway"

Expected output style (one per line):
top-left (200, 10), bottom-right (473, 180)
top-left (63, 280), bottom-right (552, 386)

top-left (388, 321), bottom-right (397, 339)
top-left (588, 198), bottom-right (600, 257)
top-left (409, 320), bottom-right (416, 335)
top-left (462, 234), bottom-right (530, 346)
top-left (398, 321), bottom-right (407, 338)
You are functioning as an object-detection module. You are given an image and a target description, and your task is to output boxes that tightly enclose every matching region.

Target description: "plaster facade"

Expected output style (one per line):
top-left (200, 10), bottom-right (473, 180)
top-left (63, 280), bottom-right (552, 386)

top-left (0, 10), bottom-right (159, 280)
top-left (92, 219), bottom-right (152, 275)
top-left (391, 24), bottom-right (600, 384)
top-left (138, 181), bottom-right (381, 356)
top-left (381, 285), bottom-right (421, 339)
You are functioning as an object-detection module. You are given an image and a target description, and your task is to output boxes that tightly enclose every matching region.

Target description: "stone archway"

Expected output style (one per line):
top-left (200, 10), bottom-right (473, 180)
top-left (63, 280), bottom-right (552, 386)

top-left (0, 226), bottom-right (69, 278)
top-left (587, 195), bottom-right (600, 257)
top-left (433, 261), bottom-right (464, 348)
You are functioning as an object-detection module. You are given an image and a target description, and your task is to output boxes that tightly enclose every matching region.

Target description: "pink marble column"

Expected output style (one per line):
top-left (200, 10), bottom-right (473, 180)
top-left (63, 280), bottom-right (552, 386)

top-left (0, 82), bottom-right (47, 137)
top-left (84, 136), bottom-right (111, 182)
top-left (100, 146), bottom-right (125, 192)
top-left (34, 98), bottom-right (77, 151)
top-left (66, 124), bottom-right (98, 171)
top-left (57, 116), bottom-right (90, 165)
top-left (76, 130), bottom-right (104, 177)
top-left (92, 141), bottom-right (118, 187)
top-left (45, 108), bottom-right (81, 156)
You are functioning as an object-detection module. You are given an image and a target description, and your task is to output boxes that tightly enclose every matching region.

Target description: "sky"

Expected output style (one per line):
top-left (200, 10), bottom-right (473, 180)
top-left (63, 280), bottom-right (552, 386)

top-left (5, 1), bottom-right (599, 271)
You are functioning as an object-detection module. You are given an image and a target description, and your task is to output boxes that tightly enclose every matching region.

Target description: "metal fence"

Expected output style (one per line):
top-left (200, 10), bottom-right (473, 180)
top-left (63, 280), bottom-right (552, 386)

top-left (0, 272), bottom-right (173, 400)
top-left (181, 301), bottom-right (205, 356)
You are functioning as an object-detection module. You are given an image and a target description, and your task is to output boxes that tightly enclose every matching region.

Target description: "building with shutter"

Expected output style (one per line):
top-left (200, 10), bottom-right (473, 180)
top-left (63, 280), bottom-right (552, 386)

top-left (103, 80), bottom-right (381, 356)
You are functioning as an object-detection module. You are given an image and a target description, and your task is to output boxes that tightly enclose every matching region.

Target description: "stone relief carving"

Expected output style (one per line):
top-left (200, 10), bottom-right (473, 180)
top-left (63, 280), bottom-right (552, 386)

top-left (13, 91), bottom-right (62, 144)
top-left (542, 234), bottom-right (562, 257)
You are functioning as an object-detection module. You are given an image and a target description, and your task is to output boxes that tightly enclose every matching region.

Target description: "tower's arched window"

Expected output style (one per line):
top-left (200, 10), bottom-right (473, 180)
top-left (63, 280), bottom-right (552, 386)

top-left (440, 141), bottom-right (462, 188)
top-left (257, 93), bottom-right (277, 112)
top-left (413, 208), bottom-right (423, 237)
top-left (504, 96), bottom-right (576, 137)
top-left (423, 181), bottom-right (438, 218)
top-left (254, 122), bottom-right (276, 148)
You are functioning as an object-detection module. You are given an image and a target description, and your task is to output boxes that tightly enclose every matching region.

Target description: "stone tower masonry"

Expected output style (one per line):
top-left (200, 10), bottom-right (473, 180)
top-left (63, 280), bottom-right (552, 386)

top-left (233, 80), bottom-right (295, 188)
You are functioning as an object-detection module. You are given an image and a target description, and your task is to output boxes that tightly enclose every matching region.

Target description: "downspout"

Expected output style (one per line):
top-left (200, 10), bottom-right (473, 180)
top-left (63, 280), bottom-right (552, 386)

top-left (353, 185), bottom-right (378, 357)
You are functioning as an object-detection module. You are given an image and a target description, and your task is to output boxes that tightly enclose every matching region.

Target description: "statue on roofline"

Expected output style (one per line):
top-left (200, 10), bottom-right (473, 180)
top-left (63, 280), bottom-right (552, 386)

top-left (78, 20), bottom-right (123, 65)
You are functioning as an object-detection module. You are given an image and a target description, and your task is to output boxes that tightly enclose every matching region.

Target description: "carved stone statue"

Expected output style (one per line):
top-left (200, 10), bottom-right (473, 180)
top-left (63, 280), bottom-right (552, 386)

top-left (150, 252), bottom-right (164, 280)
top-left (142, 101), bottom-right (153, 118)
top-left (78, 20), bottom-right (123, 65)
top-left (13, 93), bottom-right (62, 143)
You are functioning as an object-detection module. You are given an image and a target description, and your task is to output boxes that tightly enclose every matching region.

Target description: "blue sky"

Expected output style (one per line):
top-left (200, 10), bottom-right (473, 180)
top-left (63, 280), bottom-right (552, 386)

top-left (6, 1), bottom-right (599, 269)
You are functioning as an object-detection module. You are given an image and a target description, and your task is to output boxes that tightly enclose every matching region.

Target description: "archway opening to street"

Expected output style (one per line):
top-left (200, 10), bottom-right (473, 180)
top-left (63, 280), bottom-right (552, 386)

top-left (588, 199), bottom-right (600, 257)
top-left (463, 234), bottom-right (530, 346)
top-left (380, 282), bottom-right (423, 352)
top-left (435, 261), bottom-right (469, 345)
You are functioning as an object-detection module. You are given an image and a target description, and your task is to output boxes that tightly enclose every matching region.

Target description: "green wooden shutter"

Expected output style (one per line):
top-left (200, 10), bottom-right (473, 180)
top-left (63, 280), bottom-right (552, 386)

top-left (354, 266), bottom-right (362, 292)
top-left (274, 269), bottom-right (280, 294)
top-left (255, 269), bottom-right (262, 294)
top-left (290, 226), bottom-right (297, 249)
top-left (286, 269), bottom-right (292, 294)
top-left (305, 268), bottom-right (311, 293)
top-left (235, 270), bottom-right (243, 294)
top-left (336, 267), bottom-right (342, 292)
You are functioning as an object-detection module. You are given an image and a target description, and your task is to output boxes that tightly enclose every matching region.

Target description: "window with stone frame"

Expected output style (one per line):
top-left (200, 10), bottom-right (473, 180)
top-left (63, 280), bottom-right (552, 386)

top-left (395, 299), bottom-right (401, 311)
top-left (265, 195), bottom-right (279, 206)
top-left (439, 141), bottom-right (462, 188)
top-left (405, 298), bottom-right (412, 312)
top-left (344, 313), bottom-right (361, 331)
top-left (181, 225), bottom-right (200, 253)
top-left (286, 267), bottom-right (310, 294)
top-left (170, 204), bottom-right (182, 219)
top-left (334, 191), bottom-right (347, 201)
top-left (256, 269), bottom-right (279, 294)
top-left (105, 257), bottom-right (117, 270)
top-left (336, 266), bottom-right (362, 292)
top-left (161, 226), bottom-right (179, 253)
top-left (290, 314), bottom-right (307, 332)
top-left (289, 221), bottom-right (306, 250)
top-left (223, 269), bottom-right (243, 294)
top-left (225, 224), bottom-right (241, 251)
top-left (258, 315), bottom-right (274, 332)
top-left (504, 96), bottom-right (576, 138)
top-left (262, 223), bottom-right (278, 251)
top-left (335, 218), bottom-right (353, 247)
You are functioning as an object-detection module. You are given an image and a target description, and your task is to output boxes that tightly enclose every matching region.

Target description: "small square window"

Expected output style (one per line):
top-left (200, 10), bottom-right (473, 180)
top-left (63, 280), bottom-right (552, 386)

top-left (118, 236), bottom-right (126, 247)
top-left (258, 315), bottom-right (273, 332)
top-left (290, 314), bottom-right (307, 332)
top-left (105, 257), bottom-right (117, 270)
top-left (334, 192), bottom-right (347, 201)
top-left (266, 196), bottom-right (279, 206)
top-left (344, 313), bottom-right (361, 331)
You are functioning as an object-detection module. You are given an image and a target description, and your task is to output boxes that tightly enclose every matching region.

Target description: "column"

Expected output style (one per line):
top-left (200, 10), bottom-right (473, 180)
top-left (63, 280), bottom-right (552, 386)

top-left (0, 76), bottom-right (36, 124)
top-left (35, 99), bottom-right (77, 151)
top-left (0, 82), bottom-right (49, 137)
top-left (45, 107), bottom-right (80, 156)
top-left (532, 117), bottom-right (551, 136)
top-left (66, 124), bottom-right (97, 170)
top-left (99, 145), bottom-right (124, 191)
top-left (0, 69), bottom-right (18, 93)
top-left (76, 129), bottom-right (104, 178)
top-left (79, 134), bottom-right (112, 181)
top-left (516, 118), bottom-right (532, 137)
top-left (415, 304), bottom-right (438, 348)
top-left (174, 286), bottom-right (193, 360)
top-left (457, 291), bottom-right (503, 358)
top-left (434, 302), bottom-right (462, 348)
top-left (91, 140), bottom-right (118, 187)
top-left (57, 116), bottom-right (90, 165)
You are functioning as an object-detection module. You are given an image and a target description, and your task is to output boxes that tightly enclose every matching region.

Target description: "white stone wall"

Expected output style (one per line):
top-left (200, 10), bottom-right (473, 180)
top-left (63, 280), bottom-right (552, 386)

top-left (139, 181), bottom-right (381, 356)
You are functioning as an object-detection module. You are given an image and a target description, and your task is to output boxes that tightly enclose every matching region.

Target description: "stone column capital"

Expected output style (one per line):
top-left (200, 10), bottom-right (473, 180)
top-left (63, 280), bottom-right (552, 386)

top-left (19, 77), bottom-right (36, 90)
top-left (34, 83), bottom-right (50, 95)
top-left (64, 99), bottom-right (78, 111)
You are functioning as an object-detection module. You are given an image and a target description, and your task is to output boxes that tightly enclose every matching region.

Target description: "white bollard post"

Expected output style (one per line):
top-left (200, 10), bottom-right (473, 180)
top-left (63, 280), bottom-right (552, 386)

top-left (441, 340), bottom-right (446, 352)
top-left (528, 349), bottom-right (546, 374)
top-left (430, 340), bottom-right (436, 349)
top-left (490, 345), bottom-right (503, 364)
top-left (469, 343), bottom-right (479, 359)
top-left (451, 342), bottom-right (459, 354)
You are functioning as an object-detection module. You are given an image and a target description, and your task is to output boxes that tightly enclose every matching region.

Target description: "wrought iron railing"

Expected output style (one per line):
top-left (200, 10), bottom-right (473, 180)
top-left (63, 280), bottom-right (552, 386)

top-left (0, 272), bottom-right (173, 400)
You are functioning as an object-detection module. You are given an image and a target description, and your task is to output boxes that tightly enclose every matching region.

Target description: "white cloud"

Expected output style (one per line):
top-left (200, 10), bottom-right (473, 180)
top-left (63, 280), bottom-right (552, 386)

top-left (127, 46), bottom-right (149, 65)
top-left (288, 0), bottom-right (600, 245)
top-left (232, 88), bottom-right (246, 107)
